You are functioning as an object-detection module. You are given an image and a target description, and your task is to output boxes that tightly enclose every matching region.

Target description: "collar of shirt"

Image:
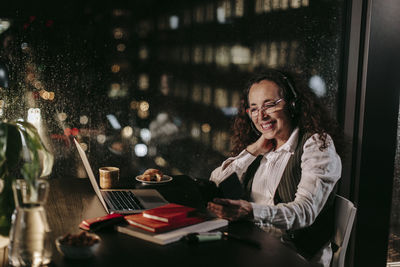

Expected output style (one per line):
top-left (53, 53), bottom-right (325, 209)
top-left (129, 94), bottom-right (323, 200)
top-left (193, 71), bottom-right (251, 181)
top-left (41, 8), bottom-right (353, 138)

top-left (265, 127), bottom-right (300, 158)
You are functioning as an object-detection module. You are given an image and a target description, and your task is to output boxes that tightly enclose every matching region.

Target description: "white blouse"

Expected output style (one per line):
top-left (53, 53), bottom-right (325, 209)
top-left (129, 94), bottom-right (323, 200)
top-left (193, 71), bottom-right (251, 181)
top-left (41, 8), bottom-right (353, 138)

top-left (209, 128), bottom-right (342, 266)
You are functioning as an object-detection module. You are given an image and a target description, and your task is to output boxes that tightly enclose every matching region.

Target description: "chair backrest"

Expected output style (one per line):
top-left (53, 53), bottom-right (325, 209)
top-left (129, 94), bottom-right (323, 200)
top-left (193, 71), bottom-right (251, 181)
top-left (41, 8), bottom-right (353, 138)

top-left (331, 195), bottom-right (357, 267)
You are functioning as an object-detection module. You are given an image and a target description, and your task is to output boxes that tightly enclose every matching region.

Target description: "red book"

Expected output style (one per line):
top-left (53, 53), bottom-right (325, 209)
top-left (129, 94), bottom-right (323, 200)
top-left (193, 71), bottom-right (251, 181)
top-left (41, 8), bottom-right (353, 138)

top-left (125, 213), bottom-right (204, 233)
top-left (79, 213), bottom-right (124, 231)
top-left (142, 203), bottom-right (196, 223)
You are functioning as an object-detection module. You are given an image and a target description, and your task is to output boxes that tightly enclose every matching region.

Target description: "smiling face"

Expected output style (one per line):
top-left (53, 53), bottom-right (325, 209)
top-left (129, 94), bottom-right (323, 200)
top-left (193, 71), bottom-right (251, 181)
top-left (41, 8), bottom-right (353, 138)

top-left (247, 80), bottom-right (293, 149)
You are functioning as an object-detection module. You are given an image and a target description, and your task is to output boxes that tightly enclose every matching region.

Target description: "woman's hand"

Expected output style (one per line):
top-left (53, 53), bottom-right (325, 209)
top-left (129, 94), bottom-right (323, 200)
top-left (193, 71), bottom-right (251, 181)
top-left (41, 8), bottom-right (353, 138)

top-left (207, 198), bottom-right (253, 221)
top-left (246, 135), bottom-right (274, 156)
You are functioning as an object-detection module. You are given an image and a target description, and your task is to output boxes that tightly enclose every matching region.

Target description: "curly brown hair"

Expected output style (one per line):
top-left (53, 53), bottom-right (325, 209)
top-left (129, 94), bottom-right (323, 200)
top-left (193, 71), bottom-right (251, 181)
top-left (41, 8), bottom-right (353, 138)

top-left (230, 69), bottom-right (344, 157)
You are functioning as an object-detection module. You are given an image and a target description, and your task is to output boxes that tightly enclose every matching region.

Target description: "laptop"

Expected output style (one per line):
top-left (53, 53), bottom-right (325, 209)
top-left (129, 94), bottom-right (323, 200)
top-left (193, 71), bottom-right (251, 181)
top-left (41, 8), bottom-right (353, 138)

top-left (74, 138), bottom-right (169, 214)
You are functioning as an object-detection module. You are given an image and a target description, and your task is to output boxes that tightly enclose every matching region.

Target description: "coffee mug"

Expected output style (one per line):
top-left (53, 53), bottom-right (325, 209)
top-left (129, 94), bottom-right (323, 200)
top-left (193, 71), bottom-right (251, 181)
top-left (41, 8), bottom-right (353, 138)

top-left (99, 167), bottom-right (120, 189)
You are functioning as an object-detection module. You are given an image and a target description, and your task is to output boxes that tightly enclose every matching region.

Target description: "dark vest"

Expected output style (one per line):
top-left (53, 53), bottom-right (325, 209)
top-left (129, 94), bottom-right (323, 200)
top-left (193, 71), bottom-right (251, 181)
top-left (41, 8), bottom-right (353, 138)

top-left (274, 132), bottom-right (337, 260)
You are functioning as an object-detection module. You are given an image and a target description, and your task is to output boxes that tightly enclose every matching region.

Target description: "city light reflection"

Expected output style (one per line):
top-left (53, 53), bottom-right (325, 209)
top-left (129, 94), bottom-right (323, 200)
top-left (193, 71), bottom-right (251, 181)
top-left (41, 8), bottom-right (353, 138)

top-left (138, 74), bottom-right (149, 90)
top-left (217, 7), bottom-right (226, 23)
top-left (130, 100), bottom-right (139, 110)
top-left (201, 123), bottom-right (211, 133)
top-left (140, 128), bottom-right (151, 143)
top-left (139, 46), bottom-right (148, 60)
top-left (79, 142), bottom-right (88, 152)
top-left (106, 114), bottom-right (122, 130)
top-left (309, 75), bottom-right (327, 97)
top-left (169, 16), bottom-right (179, 29)
top-left (111, 64), bottom-right (120, 73)
top-left (27, 108), bottom-right (41, 123)
top-left (122, 126), bottom-right (133, 138)
top-left (97, 134), bottom-right (106, 144)
top-left (80, 115), bottom-right (89, 125)
top-left (57, 112), bottom-right (67, 122)
top-left (134, 143), bottom-right (148, 157)
top-left (117, 43), bottom-right (126, 52)
top-left (113, 28), bottom-right (124, 39)
top-left (137, 109), bottom-right (149, 119)
top-left (155, 156), bottom-right (167, 167)
top-left (139, 101), bottom-right (149, 111)
top-left (0, 19), bottom-right (11, 34)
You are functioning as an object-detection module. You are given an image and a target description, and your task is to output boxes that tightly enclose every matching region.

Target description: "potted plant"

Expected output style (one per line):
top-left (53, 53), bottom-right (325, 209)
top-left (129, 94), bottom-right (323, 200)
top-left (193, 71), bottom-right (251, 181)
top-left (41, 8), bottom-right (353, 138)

top-left (0, 120), bottom-right (53, 236)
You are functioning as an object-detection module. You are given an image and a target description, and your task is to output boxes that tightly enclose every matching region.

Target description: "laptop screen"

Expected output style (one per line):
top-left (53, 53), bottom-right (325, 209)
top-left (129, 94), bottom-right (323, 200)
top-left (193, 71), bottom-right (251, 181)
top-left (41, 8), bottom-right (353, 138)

top-left (74, 138), bottom-right (109, 210)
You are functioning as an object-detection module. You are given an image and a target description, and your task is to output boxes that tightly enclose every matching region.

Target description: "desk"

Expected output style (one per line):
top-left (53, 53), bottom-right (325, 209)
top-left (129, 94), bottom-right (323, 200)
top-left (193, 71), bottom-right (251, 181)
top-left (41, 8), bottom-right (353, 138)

top-left (45, 176), bottom-right (310, 267)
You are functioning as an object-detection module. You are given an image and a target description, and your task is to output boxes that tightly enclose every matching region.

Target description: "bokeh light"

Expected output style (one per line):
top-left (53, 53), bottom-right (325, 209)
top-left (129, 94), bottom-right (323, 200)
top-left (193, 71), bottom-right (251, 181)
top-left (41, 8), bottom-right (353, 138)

top-left (201, 123), bottom-right (211, 133)
top-left (113, 28), bottom-right (124, 39)
top-left (111, 83), bottom-right (121, 91)
top-left (139, 101), bottom-right (149, 111)
top-left (139, 46), bottom-right (148, 60)
top-left (140, 128), bottom-right (151, 142)
top-left (111, 64), bottom-right (120, 73)
top-left (130, 100), bottom-right (139, 110)
top-left (117, 43), bottom-right (126, 52)
top-left (191, 126), bottom-right (201, 138)
top-left (97, 134), bottom-right (106, 144)
top-left (138, 74), bottom-right (149, 90)
top-left (137, 109), bottom-right (149, 119)
top-left (169, 16), bottom-right (179, 29)
top-left (122, 126), bottom-right (133, 138)
top-left (57, 112), bottom-right (67, 121)
top-left (48, 92), bottom-right (55, 101)
top-left (309, 75), bottom-right (327, 97)
top-left (80, 115), bottom-right (89, 125)
top-left (134, 143), bottom-right (148, 157)
top-left (79, 142), bottom-right (88, 152)
top-left (27, 108), bottom-right (41, 123)
top-left (155, 156), bottom-right (167, 167)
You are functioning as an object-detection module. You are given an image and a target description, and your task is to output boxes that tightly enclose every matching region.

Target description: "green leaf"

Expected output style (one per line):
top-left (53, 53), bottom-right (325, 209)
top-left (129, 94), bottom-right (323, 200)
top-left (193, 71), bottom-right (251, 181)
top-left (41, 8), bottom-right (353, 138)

top-left (15, 121), bottom-right (53, 178)
top-left (5, 124), bottom-right (22, 170)
top-left (0, 123), bottom-right (7, 159)
top-left (0, 120), bottom-right (54, 233)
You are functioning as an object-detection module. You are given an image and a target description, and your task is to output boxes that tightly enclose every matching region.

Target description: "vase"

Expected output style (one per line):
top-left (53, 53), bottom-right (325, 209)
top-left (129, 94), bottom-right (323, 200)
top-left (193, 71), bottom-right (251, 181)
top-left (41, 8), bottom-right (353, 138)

top-left (8, 179), bottom-right (52, 267)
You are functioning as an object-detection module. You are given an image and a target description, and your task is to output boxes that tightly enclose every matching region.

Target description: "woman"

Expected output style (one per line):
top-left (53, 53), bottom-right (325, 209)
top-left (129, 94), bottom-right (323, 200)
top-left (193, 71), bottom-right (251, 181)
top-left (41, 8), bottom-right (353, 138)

top-left (207, 69), bottom-right (343, 266)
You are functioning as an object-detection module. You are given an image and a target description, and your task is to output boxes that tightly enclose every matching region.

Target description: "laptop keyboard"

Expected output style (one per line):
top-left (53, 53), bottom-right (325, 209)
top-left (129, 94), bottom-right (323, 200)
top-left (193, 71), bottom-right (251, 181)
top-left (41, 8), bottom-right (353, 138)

top-left (103, 191), bottom-right (144, 211)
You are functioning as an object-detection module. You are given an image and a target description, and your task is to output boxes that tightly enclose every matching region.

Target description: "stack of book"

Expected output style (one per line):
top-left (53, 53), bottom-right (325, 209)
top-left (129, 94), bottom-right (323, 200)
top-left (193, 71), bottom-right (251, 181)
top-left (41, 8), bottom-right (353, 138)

top-left (116, 203), bottom-right (228, 245)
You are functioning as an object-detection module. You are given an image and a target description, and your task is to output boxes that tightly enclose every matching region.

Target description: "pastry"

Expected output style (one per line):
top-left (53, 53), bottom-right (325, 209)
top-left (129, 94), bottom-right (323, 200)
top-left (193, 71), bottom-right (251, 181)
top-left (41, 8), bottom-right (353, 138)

top-left (141, 168), bottom-right (163, 182)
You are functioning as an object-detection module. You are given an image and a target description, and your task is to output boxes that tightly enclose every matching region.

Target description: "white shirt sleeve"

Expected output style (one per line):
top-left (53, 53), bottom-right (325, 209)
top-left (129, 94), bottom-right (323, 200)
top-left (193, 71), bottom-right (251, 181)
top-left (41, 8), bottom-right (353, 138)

top-left (251, 134), bottom-right (342, 230)
top-left (209, 149), bottom-right (256, 186)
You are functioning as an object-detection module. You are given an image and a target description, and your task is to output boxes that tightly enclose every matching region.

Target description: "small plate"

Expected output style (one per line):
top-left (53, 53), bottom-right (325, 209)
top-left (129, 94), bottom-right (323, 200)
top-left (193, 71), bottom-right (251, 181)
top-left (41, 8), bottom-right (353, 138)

top-left (135, 175), bottom-right (173, 184)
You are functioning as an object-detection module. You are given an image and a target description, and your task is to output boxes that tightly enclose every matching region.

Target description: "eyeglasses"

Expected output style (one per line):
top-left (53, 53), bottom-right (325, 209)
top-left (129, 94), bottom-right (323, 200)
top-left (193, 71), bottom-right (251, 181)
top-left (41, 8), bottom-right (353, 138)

top-left (246, 98), bottom-right (284, 118)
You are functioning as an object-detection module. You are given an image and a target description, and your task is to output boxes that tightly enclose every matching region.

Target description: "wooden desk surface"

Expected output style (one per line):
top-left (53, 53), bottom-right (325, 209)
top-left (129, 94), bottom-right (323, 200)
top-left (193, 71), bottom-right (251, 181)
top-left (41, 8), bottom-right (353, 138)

top-left (45, 176), bottom-right (310, 267)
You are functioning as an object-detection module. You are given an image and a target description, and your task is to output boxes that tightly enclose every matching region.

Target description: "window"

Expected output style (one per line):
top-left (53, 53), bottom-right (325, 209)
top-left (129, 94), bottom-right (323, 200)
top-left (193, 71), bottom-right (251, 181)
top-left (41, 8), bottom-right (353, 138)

top-left (0, 0), bottom-right (346, 182)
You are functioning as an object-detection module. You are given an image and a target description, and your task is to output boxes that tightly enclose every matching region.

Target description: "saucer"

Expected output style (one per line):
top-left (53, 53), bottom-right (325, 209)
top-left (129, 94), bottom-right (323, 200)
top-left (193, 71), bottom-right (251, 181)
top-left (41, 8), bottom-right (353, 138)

top-left (135, 175), bottom-right (173, 184)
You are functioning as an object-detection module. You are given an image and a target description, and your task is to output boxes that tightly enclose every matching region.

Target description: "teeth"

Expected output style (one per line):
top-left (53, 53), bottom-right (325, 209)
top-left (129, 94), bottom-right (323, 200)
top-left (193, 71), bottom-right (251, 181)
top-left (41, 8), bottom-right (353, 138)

top-left (260, 120), bottom-right (276, 130)
top-left (261, 123), bottom-right (272, 129)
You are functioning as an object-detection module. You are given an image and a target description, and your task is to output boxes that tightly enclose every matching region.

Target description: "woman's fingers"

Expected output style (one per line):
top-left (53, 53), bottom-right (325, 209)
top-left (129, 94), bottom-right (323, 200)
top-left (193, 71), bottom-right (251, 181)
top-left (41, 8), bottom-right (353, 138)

top-left (207, 201), bottom-right (228, 219)
top-left (207, 199), bottom-right (253, 221)
top-left (212, 198), bottom-right (235, 205)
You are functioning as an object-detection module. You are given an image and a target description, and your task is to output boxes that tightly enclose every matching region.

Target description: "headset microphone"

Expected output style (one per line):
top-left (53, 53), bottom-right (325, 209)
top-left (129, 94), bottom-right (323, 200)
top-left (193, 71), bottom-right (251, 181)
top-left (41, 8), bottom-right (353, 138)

top-left (250, 121), bottom-right (261, 136)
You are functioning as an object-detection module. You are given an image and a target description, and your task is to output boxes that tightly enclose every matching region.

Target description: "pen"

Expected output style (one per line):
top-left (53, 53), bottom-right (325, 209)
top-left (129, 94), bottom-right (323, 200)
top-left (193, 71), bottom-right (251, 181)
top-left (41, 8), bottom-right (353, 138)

top-left (222, 232), bottom-right (261, 249)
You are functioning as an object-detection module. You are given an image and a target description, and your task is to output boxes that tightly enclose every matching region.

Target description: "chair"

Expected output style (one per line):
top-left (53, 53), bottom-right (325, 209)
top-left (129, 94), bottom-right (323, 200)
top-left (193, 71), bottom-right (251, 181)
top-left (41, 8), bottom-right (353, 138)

top-left (331, 195), bottom-right (357, 267)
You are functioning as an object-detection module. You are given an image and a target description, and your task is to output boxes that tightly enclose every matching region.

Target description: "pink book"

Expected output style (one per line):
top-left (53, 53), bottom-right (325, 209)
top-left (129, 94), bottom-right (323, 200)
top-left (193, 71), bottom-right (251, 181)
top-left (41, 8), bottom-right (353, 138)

top-left (125, 213), bottom-right (204, 233)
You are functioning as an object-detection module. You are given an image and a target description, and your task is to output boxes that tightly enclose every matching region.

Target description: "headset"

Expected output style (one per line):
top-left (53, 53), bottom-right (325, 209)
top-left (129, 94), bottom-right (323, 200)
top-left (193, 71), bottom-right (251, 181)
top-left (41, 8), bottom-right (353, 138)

top-left (276, 70), bottom-right (298, 112)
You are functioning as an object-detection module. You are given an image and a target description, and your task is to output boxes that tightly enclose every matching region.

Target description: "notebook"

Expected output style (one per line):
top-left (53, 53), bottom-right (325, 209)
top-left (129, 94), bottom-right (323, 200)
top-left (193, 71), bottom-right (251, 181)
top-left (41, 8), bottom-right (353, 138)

top-left (74, 138), bottom-right (169, 214)
top-left (116, 218), bottom-right (228, 245)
